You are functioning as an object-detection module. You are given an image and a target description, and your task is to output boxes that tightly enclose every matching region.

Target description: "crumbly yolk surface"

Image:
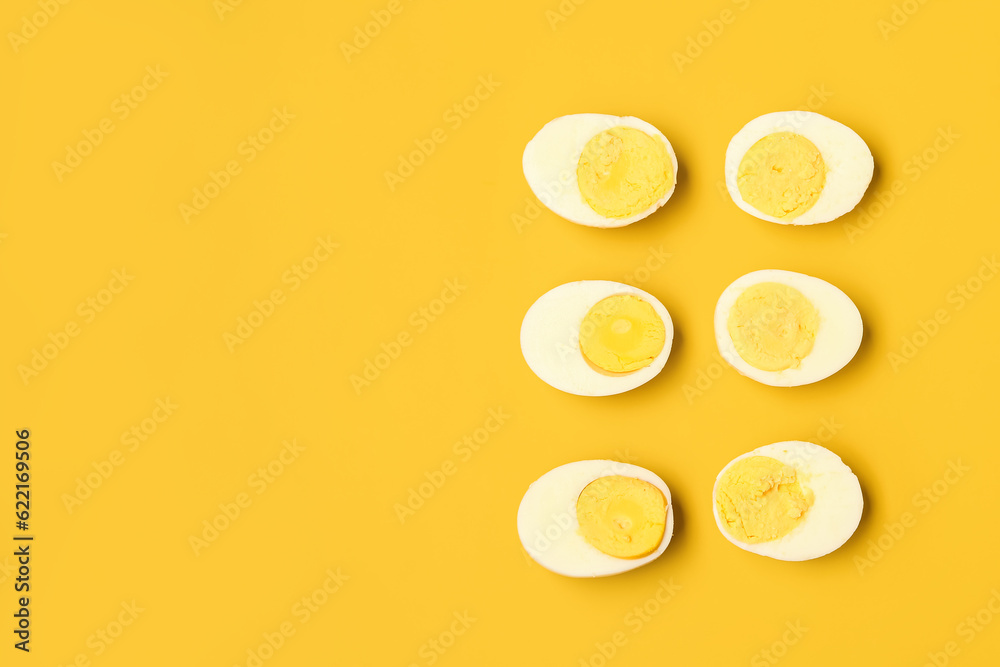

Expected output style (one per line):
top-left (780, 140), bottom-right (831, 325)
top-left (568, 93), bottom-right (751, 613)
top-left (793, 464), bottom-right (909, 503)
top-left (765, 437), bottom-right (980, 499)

top-left (579, 295), bottom-right (665, 373)
top-left (737, 131), bottom-right (827, 220)
top-left (727, 282), bottom-right (819, 372)
top-left (577, 476), bottom-right (667, 558)
top-left (577, 127), bottom-right (673, 218)
top-left (716, 456), bottom-right (814, 544)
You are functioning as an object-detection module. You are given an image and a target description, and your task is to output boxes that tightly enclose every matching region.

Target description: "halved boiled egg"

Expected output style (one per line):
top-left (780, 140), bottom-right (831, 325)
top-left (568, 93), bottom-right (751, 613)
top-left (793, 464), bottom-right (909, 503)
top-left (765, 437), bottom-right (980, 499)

top-left (713, 441), bottom-right (863, 561)
top-left (520, 280), bottom-right (673, 396)
top-left (518, 460), bottom-right (674, 577)
top-left (725, 111), bottom-right (873, 225)
top-left (714, 270), bottom-right (862, 387)
top-left (523, 114), bottom-right (678, 228)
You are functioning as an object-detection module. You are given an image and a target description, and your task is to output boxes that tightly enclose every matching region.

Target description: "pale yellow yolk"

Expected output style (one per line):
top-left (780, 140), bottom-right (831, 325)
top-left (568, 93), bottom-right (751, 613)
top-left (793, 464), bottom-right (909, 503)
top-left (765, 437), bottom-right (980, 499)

top-left (716, 456), bottom-right (814, 544)
top-left (579, 295), bottom-right (665, 373)
top-left (577, 476), bottom-right (667, 558)
top-left (737, 132), bottom-right (827, 220)
top-left (727, 283), bottom-right (819, 372)
top-left (577, 127), bottom-right (673, 218)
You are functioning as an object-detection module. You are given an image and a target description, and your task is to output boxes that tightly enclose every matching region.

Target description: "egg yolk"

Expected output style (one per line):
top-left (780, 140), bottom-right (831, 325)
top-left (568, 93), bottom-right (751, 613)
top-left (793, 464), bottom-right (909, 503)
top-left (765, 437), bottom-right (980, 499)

top-left (577, 476), bottom-right (667, 558)
top-left (737, 132), bottom-right (827, 220)
top-left (577, 127), bottom-right (673, 218)
top-left (716, 456), bottom-right (814, 544)
top-left (727, 282), bottom-right (819, 372)
top-left (579, 295), bottom-right (665, 373)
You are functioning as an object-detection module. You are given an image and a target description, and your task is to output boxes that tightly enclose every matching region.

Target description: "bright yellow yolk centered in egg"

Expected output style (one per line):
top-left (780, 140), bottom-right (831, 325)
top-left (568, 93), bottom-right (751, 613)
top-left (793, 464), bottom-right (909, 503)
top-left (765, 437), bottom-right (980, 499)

top-left (577, 476), bottom-right (667, 558)
top-left (579, 295), bottom-right (665, 373)
top-left (737, 132), bottom-right (827, 220)
top-left (716, 456), bottom-right (814, 544)
top-left (577, 127), bottom-right (673, 218)
top-left (727, 283), bottom-right (819, 372)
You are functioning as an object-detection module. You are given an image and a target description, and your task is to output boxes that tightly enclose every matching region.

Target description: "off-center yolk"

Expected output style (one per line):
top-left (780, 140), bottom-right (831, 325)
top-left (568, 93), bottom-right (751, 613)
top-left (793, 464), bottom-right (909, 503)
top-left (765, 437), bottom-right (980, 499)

top-left (577, 127), bottom-right (673, 219)
top-left (579, 295), bottom-right (665, 373)
top-left (727, 282), bottom-right (819, 372)
top-left (736, 132), bottom-right (827, 220)
top-left (577, 476), bottom-right (667, 558)
top-left (715, 456), bottom-right (814, 544)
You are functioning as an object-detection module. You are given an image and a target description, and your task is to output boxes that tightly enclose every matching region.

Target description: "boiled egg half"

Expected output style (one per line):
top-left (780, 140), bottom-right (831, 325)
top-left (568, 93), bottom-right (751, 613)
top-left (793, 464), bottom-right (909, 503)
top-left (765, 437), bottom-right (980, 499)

top-left (715, 269), bottom-right (862, 387)
top-left (518, 460), bottom-right (674, 577)
top-left (713, 441), bottom-right (863, 561)
top-left (521, 280), bottom-right (673, 396)
top-left (523, 114), bottom-right (678, 228)
top-left (725, 111), bottom-right (873, 225)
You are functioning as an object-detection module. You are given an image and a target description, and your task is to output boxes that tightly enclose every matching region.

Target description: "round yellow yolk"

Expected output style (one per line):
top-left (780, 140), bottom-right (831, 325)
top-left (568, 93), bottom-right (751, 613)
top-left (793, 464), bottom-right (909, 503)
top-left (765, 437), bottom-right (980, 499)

top-left (727, 282), bottom-right (819, 372)
top-left (736, 132), bottom-right (827, 220)
top-left (577, 127), bottom-right (674, 219)
top-left (715, 456), bottom-right (814, 544)
top-left (579, 295), bottom-right (665, 373)
top-left (577, 476), bottom-right (667, 558)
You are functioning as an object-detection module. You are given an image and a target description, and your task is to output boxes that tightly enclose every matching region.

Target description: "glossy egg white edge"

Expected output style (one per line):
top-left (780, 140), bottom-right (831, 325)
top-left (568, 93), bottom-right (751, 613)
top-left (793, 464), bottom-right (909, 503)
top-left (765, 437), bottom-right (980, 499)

top-left (712, 441), bottom-right (864, 561)
top-left (724, 111), bottom-right (874, 226)
top-left (522, 114), bottom-right (678, 228)
top-left (517, 460), bottom-right (674, 577)
top-left (520, 280), bottom-right (674, 397)
top-left (714, 269), bottom-right (863, 387)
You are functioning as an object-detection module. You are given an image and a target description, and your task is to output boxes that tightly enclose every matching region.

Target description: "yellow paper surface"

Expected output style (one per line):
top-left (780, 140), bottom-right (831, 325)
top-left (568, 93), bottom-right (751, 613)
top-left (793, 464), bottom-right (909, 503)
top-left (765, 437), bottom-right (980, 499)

top-left (2, 0), bottom-right (999, 665)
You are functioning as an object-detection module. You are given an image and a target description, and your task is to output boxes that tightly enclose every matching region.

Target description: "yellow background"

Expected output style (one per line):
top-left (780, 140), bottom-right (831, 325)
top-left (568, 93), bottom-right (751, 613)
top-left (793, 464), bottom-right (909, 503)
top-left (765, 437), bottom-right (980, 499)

top-left (3, 0), bottom-right (1000, 665)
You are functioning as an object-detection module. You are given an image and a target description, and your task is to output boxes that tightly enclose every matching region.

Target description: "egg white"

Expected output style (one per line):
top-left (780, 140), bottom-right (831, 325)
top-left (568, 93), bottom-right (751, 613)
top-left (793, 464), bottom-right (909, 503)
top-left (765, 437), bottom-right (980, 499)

top-left (518, 460), bottom-right (674, 577)
top-left (712, 441), bottom-right (864, 561)
top-left (521, 280), bottom-right (674, 396)
top-left (714, 269), bottom-right (863, 387)
top-left (724, 111), bottom-right (873, 225)
top-left (522, 114), bottom-right (678, 228)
